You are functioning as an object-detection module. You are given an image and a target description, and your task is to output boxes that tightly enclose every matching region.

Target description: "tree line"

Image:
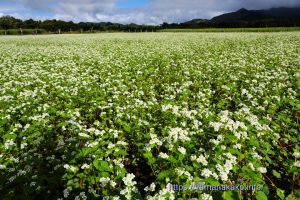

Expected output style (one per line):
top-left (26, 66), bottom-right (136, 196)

top-left (0, 15), bottom-right (300, 35)
top-left (0, 16), bottom-right (161, 34)
top-left (163, 19), bottom-right (300, 29)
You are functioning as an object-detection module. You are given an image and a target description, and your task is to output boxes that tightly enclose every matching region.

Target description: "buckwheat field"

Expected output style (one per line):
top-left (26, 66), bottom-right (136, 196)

top-left (0, 32), bottom-right (299, 200)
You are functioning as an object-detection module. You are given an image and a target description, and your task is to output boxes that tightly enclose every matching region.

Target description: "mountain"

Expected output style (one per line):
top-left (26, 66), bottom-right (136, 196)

top-left (254, 7), bottom-right (300, 19)
top-left (182, 19), bottom-right (208, 24)
top-left (209, 7), bottom-right (300, 23)
top-left (210, 8), bottom-right (271, 22)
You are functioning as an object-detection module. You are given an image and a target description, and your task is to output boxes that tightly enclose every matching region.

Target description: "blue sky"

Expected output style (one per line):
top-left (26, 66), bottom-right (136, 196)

top-left (0, 0), bottom-right (299, 24)
top-left (117, 0), bottom-right (150, 8)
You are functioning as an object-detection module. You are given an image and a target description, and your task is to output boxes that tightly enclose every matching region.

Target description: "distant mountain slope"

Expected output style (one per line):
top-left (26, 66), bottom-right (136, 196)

top-left (182, 19), bottom-right (208, 24)
top-left (254, 7), bottom-right (300, 19)
top-left (210, 7), bottom-right (300, 22)
top-left (210, 8), bottom-right (271, 22)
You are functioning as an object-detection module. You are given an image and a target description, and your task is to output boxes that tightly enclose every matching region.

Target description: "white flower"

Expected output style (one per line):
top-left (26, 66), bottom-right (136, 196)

top-left (79, 132), bottom-right (90, 138)
top-left (110, 180), bottom-right (117, 187)
top-left (159, 152), bottom-right (169, 159)
top-left (64, 164), bottom-right (70, 169)
top-left (122, 173), bottom-right (136, 187)
top-left (233, 144), bottom-right (242, 149)
top-left (64, 164), bottom-right (76, 172)
top-left (201, 168), bottom-right (212, 178)
top-left (87, 141), bottom-right (99, 147)
top-left (149, 183), bottom-right (156, 191)
top-left (69, 166), bottom-right (77, 172)
top-left (145, 182), bottom-right (156, 192)
top-left (178, 146), bottom-right (186, 155)
top-left (63, 186), bottom-right (72, 198)
top-left (30, 182), bottom-right (36, 187)
top-left (219, 171), bottom-right (228, 181)
top-left (100, 177), bottom-right (110, 186)
top-left (248, 163), bottom-right (255, 171)
top-left (202, 193), bottom-right (213, 200)
top-left (21, 143), bottom-right (28, 149)
top-left (95, 130), bottom-right (105, 136)
top-left (257, 167), bottom-right (267, 173)
top-left (107, 143), bottom-right (115, 149)
top-left (81, 163), bottom-right (90, 169)
top-left (74, 111), bottom-right (80, 117)
top-left (190, 155), bottom-right (197, 161)
top-left (196, 154), bottom-right (208, 166)
top-left (4, 139), bottom-right (15, 149)
top-left (294, 161), bottom-right (300, 168)
top-left (169, 127), bottom-right (190, 142)
top-left (24, 124), bottom-right (30, 130)
top-left (209, 122), bottom-right (223, 132)
top-left (293, 152), bottom-right (300, 158)
top-left (149, 134), bottom-right (163, 146)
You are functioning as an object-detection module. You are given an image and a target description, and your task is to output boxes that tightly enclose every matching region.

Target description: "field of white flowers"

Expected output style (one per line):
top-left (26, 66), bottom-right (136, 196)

top-left (0, 32), bottom-right (299, 200)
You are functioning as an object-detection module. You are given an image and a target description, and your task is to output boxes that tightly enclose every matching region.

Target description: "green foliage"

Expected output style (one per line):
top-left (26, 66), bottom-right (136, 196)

top-left (159, 27), bottom-right (300, 32)
top-left (0, 32), bottom-right (299, 199)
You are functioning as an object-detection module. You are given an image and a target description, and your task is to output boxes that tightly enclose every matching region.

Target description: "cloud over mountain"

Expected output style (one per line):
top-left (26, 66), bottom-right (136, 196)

top-left (0, 0), bottom-right (299, 24)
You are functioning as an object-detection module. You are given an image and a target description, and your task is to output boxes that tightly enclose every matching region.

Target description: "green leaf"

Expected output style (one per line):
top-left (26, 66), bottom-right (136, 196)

top-left (256, 191), bottom-right (268, 200)
top-left (168, 155), bottom-right (177, 164)
top-left (276, 189), bottom-right (285, 200)
top-left (206, 178), bottom-right (219, 186)
top-left (88, 176), bottom-right (96, 185)
top-left (93, 160), bottom-right (113, 172)
top-left (157, 170), bottom-right (173, 181)
top-left (116, 168), bottom-right (126, 179)
top-left (250, 138), bottom-right (260, 147)
top-left (113, 149), bottom-right (127, 156)
top-left (144, 151), bottom-right (155, 164)
top-left (100, 172), bottom-right (110, 177)
top-left (265, 156), bottom-right (273, 164)
top-left (222, 191), bottom-right (235, 200)
top-left (272, 170), bottom-right (281, 178)
top-left (123, 124), bottom-right (131, 132)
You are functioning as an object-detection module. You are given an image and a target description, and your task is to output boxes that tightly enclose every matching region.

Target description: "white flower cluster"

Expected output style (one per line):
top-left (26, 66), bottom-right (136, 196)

top-left (78, 132), bottom-right (90, 138)
top-left (4, 139), bottom-right (15, 149)
top-left (144, 183), bottom-right (156, 192)
top-left (215, 153), bottom-right (237, 182)
top-left (122, 173), bottom-right (136, 187)
top-left (293, 152), bottom-right (300, 158)
top-left (175, 167), bottom-right (193, 181)
top-left (64, 164), bottom-right (77, 172)
top-left (74, 192), bottom-right (87, 200)
top-left (202, 193), bottom-right (213, 200)
top-left (100, 177), bottom-right (110, 186)
top-left (1, 31), bottom-right (299, 200)
top-left (63, 186), bottom-right (72, 198)
top-left (178, 146), bottom-right (186, 155)
top-left (159, 152), bottom-right (169, 159)
top-left (149, 134), bottom-right (163, 146)
top-left (191, 154), bottom-right (208, 166)
top-left (161, 104), bottom-right (180, 116)
top-left (168, 127), bottom-right (190, 142)
top-left (81, 163), bottom-right (90, 169)
top-left (257, 167), bottom-right (267, 173)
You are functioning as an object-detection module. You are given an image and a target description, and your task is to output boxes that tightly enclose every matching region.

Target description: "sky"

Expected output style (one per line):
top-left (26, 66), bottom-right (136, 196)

top-left (0, 0), bottom-right (300, 25)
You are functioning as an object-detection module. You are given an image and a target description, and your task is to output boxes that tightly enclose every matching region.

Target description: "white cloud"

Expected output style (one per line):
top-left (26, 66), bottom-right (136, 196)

top-left (2, 0), bottom-right (300, 24)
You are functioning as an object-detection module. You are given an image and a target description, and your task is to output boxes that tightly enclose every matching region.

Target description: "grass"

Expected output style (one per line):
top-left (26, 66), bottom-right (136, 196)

top-left (0, 29), bottom-right (47, 35)
top-left (159, 27), bottom-right (300, 32)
